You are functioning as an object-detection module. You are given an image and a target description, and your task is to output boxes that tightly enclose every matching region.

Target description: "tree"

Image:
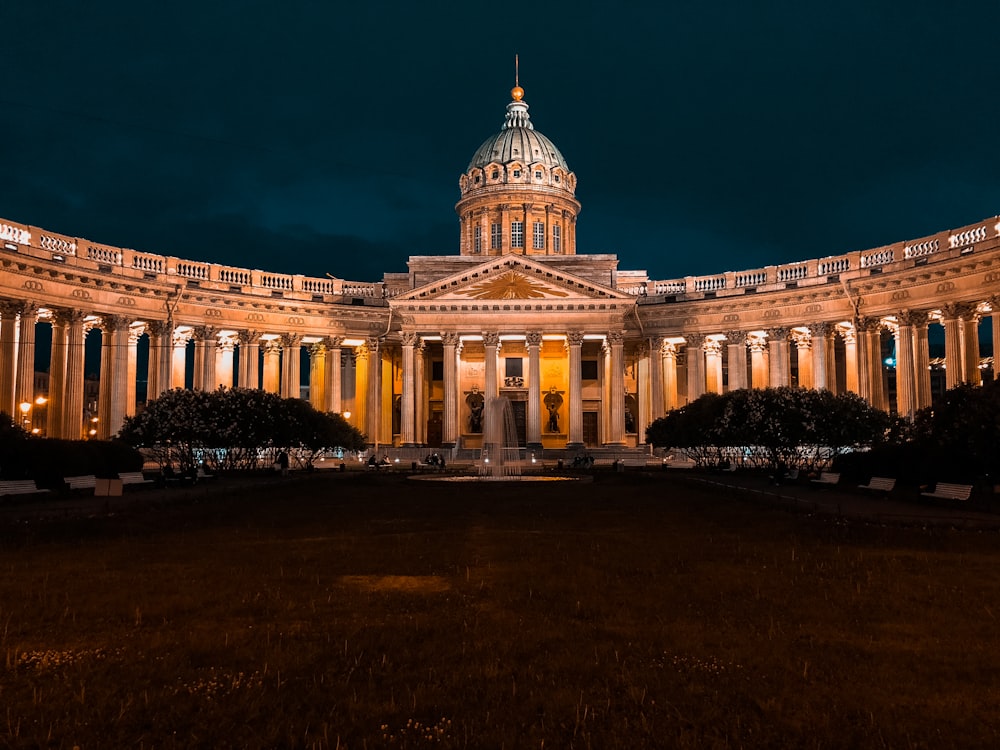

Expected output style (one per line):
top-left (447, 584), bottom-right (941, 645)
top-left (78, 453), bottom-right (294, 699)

top-left (911, 380), bottom-right (1000, 481)
top-left (117, 388), bottom-right (366, 472)
top-left (647, 388), bottom-right (890, 472)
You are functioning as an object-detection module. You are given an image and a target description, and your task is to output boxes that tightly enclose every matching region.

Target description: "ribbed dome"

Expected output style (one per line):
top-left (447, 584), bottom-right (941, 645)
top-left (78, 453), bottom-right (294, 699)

top-left (467, 97), bottom-right (570, 171)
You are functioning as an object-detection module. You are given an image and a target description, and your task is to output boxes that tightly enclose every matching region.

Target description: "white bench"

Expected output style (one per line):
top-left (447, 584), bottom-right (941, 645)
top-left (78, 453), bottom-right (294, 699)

top-left (858, 476), bottom-right (895, 493)
top-left (64, 475), bottom-right (97, 492)
top-left (119, 472), bottom-right (154, 487)
top-left (0, 480), bottom-right (51, 497)
top-left (811, 471), bottom-right (840, 486)
top-left (921, 482), bottom-right (973, 502)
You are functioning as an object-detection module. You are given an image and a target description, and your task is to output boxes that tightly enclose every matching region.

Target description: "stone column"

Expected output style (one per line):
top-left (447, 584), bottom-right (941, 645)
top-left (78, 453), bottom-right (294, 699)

top-left (400, 333), bottom-right (418, 446)
top-left (126, 324), bottom-right (142, 418)
top-left (201, 328), bottom-right (218, 392)
top-left (237, 331), bottom-right (260, 389)
top-left (809, 323), bottom-right (831, 391)
top-left (14, 304), bottom-right (38, 414)
top-left (0, 301), bottom-right (19, 417)
top-left (606, 332), bottom-right (626, 446)
top-left (442, 333), bottom-right (459, 448)
top-left (414, 341), bottom-right (425, 444)
top-left (526, 332), bottom-right (542, 448)
top-left (992, 299), bottom-right (1000, 385)
top-left (636, 343), bottom-right (651, 442)
top-left (145, 322), bottom-right (163, 401)
top-left (98, 316), bottom-right (130, 438)
top-left (262, 341), bottom-right (281, 393)
top-left (353, 345), bottom-right (368, 435)
top-left (171, 329), bottom-right (189, 389)
top-left (216, 335), bottom-right (236, 389)
top-left (280, 334), bottom-right (301, 399)
top-left (748, 335), bottom-right (768, 388)
top-left (63, 312), bottom-right (87, 439)
top-left (911, 312), bottom-right (932, 410)
top-left (962, 310), bottom-right (982, 387)
top-left (685, 340), bottom-right (704, 401)
top-left (567, 331), bottom-right (584, 447)
top-left (893, 314), bottom-right (917, 420)
top-left (325, 337), bottom-right (343, 414)
top-left (840, 325), bottom-right (859, 394)
top-left (365, 337), bottom-right (381, 448)
top-left (941, 304), bottom-right (964, 388)
top-left (767, 327), bottom-right (789, 387)
top-left (725, 331), bottom-right (747, 392)
top-left (649, 337), bottom-right (665, 418)
top-left (703, 337), bottom-right (723, 394)
top-left (483, 331), bottom-right (500, 399)
top-left (662, 341), bottom-right (679, 410)
top-left (48, 312), bottom-right (68, 438)
top-left (791, 329), bottom-right (813, 388)
top-left (309, 342), bottom-right (327, 410)
top-left (191, 327), bottom-right (206, 391)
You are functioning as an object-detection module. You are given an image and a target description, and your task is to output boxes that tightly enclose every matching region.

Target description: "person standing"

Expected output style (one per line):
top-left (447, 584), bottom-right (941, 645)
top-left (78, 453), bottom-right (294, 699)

top-left (277, 450), bottom-right (289, 477)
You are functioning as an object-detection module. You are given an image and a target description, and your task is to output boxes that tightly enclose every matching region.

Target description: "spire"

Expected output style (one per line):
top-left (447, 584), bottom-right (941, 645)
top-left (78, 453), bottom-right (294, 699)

top-left (503, 54), bottom-right (532, 130)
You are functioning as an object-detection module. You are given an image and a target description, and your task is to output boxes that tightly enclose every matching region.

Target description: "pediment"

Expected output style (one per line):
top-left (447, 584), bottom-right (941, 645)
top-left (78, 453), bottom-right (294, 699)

top-left (393, 256), bottom-right (635, 303)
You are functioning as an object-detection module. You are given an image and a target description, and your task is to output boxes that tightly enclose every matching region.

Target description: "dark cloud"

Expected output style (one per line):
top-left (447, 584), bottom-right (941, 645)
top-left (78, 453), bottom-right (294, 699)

top-left (2, 1), bottom-right (998, 284)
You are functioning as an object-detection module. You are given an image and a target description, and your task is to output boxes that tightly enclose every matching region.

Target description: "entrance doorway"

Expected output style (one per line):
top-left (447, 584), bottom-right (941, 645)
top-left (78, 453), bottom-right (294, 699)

top-left (582, 412), bottom-right (599, 447)
top-left (426, 411), bottom-right (442, 447)
top-left (510, 400), bottom-right (527, 446)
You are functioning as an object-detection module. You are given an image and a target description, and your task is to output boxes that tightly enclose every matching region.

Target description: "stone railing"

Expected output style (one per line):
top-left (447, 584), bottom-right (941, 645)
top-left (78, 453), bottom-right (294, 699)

top-left (2, 215), bottom-right (997, 304)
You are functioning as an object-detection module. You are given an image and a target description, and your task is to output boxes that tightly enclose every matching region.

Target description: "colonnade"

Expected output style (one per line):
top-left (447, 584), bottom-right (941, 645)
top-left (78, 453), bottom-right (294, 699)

top-left (1, 298), bottom-right (997, 446)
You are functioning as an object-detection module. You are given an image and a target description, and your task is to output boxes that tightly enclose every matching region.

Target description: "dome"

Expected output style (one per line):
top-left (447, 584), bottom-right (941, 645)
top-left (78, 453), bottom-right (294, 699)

top-left (467, 93), bottom-right (570, 172)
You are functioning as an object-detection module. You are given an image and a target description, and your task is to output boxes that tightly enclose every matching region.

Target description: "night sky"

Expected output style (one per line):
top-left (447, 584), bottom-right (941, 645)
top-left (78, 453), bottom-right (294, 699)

top-left (3, 2), bottom-right (998, 285)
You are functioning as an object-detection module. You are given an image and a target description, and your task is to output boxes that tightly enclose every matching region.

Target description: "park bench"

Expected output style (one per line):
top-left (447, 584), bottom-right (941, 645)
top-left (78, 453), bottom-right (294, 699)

top-left (858, 476), bottom-right (896, 493)
top-left (118, 472), bottom-right (155, 487)
top-left (64, 475), bottom-right (98, 492)
top-left (621, 457), bottom-right (651, 469)
top-left (0, 480), bottom-right (51, 497)
top-left (811, 471), bottom-right (840, 486)
top-left (195, 467), bottom-right (215, 481)
top-left (920, 482), bottom-right (973, 502)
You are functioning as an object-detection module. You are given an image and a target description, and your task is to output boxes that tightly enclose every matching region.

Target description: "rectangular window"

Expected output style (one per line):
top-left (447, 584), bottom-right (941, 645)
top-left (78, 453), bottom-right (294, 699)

top-left (553, 224), bottom-right (562, 253)
top-left (581, 360), bottom-right (598, 380)
top-left (431, 360), bottom-right (444, 381)
top-left (490, 222), bottom-right (502, 250)
top-left (532, 221), bottom-right (544, 250)
top-left (511, 221), bottom-right (524, 248)
top-left (473, 225), bottom-right (482, 253)
top-left (505, 357), bottom-right (523, 378)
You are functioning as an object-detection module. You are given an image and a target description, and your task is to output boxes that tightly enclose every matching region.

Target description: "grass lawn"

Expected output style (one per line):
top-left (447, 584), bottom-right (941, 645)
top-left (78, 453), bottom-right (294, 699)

top-left (1, 472), bottom-right (998, 749)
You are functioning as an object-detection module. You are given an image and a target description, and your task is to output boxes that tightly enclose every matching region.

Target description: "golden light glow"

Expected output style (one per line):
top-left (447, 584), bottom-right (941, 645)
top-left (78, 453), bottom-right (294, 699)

top-left (457, 271), bottom-right (568, 300)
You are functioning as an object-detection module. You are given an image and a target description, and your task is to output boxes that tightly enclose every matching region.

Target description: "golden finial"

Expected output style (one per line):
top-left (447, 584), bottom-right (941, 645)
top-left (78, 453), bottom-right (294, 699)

top-left (511, 53), bottom-right (524, 101)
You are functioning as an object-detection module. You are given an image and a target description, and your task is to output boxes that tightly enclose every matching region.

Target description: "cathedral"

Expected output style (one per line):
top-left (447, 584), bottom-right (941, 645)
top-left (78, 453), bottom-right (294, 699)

top-left (1, 80), bottom-right (999, 450)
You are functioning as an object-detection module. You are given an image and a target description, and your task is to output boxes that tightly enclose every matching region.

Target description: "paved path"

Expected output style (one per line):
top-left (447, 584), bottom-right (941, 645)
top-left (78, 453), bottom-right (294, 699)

top-left (3, 469), bottom-right (998, 530)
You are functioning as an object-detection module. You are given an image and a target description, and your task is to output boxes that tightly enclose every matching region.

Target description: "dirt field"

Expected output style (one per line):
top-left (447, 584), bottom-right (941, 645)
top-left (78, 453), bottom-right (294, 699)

top-left (1, 471), bottom-right (998, 748)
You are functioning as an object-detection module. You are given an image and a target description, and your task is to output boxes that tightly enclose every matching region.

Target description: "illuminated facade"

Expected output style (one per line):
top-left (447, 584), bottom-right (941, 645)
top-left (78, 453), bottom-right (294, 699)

top-left (1, 83), bottom-right (999, 448)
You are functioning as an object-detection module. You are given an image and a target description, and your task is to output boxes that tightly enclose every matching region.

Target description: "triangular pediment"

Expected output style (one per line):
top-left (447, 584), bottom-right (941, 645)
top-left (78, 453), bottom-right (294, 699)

top-left (393, 256), bottom-right (635, 303)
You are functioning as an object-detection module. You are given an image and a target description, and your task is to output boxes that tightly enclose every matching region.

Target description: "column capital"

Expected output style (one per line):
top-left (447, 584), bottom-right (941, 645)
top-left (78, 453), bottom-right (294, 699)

top-left (723, 330), bottom-right (746, 345)
top-left (325, 335), bottom-right (344, 348)
top-left (400, 332), bottom-right (419, 347)
top-left (237, 329), bottom-right (260, 345)
top-left (442, 332), bottom-right (461, 347)
top-left (661, 340), bottom-right (678, 357)
top-left (607, 331), bottom-right (625, 346)
top-left (703, 338), bottom-right (723, 356)
top-left (101, 314), bottom-right (129, 333)
top-left (897, 309), bottom-right (929, 327)
top-left (567, 330), bottom-right (585, 346)
top-left (765, 326), bottom-right (789, 341)
top-left (525, 331), bottom-right (543, 347)
top-left (790, 329), bottom-right (812, 348)
top-left (808, 322), bottom-right (833, 337)
top-left (856, 316), bottom-right (884, 333)
top-left (281, 333), bottom-right (301, 348)
top-left (482, 331), bottom-right (501, 347)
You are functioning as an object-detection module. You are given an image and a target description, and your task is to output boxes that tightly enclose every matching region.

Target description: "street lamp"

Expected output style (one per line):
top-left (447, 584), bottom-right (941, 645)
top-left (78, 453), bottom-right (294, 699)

top-left (18, 401), bottom-right (31, 429)
top-left (88, 416), bottom-right (99, 437)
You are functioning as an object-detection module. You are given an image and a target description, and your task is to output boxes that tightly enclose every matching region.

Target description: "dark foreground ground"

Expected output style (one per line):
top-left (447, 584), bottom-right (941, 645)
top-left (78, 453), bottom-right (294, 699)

top-left (1, 472), bottom-right (998, 749)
